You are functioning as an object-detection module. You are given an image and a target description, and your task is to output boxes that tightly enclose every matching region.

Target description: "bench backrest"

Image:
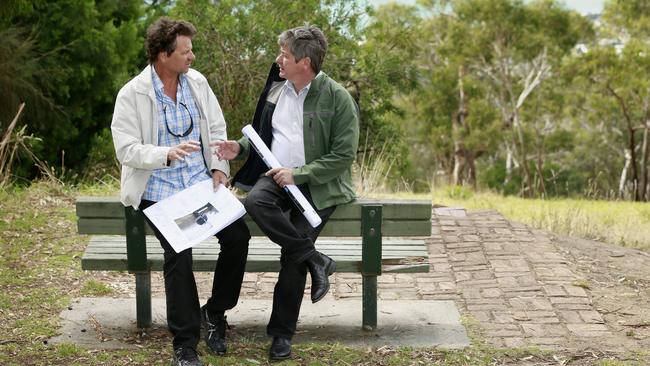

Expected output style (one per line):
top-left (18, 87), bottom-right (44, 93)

top-left (76, 196), bottom-right (432, 237)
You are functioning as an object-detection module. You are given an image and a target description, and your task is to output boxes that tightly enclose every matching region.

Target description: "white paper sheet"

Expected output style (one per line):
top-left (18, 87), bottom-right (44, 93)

top-left (143, 180), bottom-right (246, 253)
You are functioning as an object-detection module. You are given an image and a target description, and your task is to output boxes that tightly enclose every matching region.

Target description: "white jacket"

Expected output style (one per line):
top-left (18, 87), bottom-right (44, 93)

top-left (111, 65), bottom-right (230, 208)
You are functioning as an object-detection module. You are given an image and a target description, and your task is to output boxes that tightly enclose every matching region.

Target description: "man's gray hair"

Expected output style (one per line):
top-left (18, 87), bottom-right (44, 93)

top-left (278, 25), bottom-right (328, 75)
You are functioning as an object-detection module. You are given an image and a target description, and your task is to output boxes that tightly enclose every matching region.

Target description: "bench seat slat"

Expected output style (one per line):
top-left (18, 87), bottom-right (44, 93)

top-left (82, 236), bottom-right (430, 244)
top-left (81, 257), bottom-right (428, 273)
top-left (83, 236), bottom-right (428, 254)
top-left (77, 218), bottom-right (432, 237)
top-left (84, 242), bottom-right (428, 252)
top-left (76, 197), bottom-right (433, 220)
top-left (81, 235), bottom-right (430, 274)
top-left (84, 247), bottom-right (428, 255)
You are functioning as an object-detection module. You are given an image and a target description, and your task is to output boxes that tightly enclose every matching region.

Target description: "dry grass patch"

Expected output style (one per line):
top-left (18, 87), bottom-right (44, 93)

top-left (426, 187), bottom-right (650, 251)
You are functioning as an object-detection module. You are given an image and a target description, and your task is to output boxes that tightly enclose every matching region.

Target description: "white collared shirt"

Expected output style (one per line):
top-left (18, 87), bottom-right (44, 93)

top-left (271, 80), bottom-right (311, 168)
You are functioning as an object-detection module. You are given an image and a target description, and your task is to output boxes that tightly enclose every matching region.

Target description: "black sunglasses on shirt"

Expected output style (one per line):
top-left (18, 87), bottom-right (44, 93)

top-left (163, 102), bottom-right (194, 138)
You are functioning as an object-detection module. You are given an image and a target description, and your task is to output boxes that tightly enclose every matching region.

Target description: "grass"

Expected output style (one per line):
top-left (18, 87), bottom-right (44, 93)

top-left (81, 280), bottom-right (113, 296)
top-left (2, 179), bottom-right (650, 364)
top-left (425, 186), bottom-right (650, 251)
top-left (76, 176), bottom-right (120, 196)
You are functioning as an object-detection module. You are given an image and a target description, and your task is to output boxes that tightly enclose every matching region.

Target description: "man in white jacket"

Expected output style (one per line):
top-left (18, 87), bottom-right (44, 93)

top-left (111, 17), bottom-right (249, 366)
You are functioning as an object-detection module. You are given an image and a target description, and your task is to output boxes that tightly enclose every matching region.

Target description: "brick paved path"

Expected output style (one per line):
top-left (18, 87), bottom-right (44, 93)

top-left (148, 208), bottom-right (628, 350)
top-left (427, 208), bottom-right (611, 349)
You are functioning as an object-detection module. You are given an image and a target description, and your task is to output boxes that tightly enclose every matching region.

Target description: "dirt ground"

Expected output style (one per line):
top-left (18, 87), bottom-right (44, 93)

top-left (554, 234), bottom-right (650, 352)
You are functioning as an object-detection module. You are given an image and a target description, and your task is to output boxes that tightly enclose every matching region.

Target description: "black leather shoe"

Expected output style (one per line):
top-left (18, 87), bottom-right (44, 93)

top-left (269, 337), bottom-right (292, 361)
top-left (171, 346), bottom-right (204, 366)
top-left (201, 305), bottom-right (229, 355)
top-left (304, 251), bottom-right (336, 303)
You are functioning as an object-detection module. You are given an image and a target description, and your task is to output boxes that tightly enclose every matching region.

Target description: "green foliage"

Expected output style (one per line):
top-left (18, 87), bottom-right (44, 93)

top-left (396, 0), bottom-right (595, 195)
top-left (354, 3), bottom-right (421, 171)
top-left (173, 0), bottom-right (365, 137)
top-left (2, 0), bottom-right (650, 200)
top-left (561, 2), bottom-right (650, 199)
top-left (173, 0), bottom-right (415, 178)
top-left (603, 0), bottom-right (650, 38)
top-left (479, 158), bottom-right (520, 195)
top-left (81, 128), bottom-right (120, 183)
top-left (0, 26), bottom-right (58, 151)
top-left (2, 0), bottom-right (143, 181)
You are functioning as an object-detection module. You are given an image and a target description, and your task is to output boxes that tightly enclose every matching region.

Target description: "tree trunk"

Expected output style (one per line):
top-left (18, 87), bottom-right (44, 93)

top-left (608, 85), bottom-right (640, 200)
top-left (619, 148), bottom-right (632, 199)
top-left (535, 151), bottom-right (547, 197)
top-left (513, 113), bottom-right (534, 197)
top-left (452, 65), bottom-right (476, 187)
top-left (505, 142), bottom-right (513, 185)
top-left (641, 126), bottom-right (649, 201)
top-left (468, 153), bottom-right (477, 189)
top-left (628, 127), bottom-right (640, 201)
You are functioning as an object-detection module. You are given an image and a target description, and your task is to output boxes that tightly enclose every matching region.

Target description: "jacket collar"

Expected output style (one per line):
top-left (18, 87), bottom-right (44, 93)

top-left (306, 71), bottom-right (327, 98)
top-left (133, 64), bottom-right (202, 100)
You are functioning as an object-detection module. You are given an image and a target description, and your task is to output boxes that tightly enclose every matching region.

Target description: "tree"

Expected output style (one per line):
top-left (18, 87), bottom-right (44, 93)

top-left (565, 0), bottom-right (650, 200)
top-left (397, 0), bottom-right (588, 194)
top-left (174, 0), bottom-right (418, 183)
top-left (443, 0), bottom-right (589, 196)
top-left (3, 0), bottom-right (143, 180)
top-left (173, 0), bottom-right (365, 138)
top-left (411, 0), bottom-right (501, 188)
top-left (354, 3), bottom-right (422, 179)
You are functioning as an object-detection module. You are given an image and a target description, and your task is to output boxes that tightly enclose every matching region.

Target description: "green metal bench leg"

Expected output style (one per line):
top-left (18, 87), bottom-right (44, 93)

top-left (362, 275), bottom-right (378, 330)
top-left (135, 271), bottom-right (152, 328)
top-left (361, 205), bottom-right (382, 331)
top-left (125, 206), bottom-right (150, 328)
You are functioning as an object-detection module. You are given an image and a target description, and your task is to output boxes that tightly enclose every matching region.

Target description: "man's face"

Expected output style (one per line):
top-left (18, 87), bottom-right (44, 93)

top-left (276, 44), bottom-right (306, 81)
top-left (161, 35), bottom-right (195, 74)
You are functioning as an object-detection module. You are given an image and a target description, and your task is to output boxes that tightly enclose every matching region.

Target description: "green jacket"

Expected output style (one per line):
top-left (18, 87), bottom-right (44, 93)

top-left (233, 64), bottom-right (359, 210)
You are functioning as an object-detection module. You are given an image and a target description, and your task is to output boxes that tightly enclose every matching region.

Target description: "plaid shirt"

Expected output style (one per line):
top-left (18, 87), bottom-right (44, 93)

top-left (142, 69), bottom-right (210, 202)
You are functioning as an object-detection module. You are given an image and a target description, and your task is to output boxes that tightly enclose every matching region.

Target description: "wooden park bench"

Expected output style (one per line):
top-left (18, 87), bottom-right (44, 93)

top-left (76, 197), bottom-right (432, 331)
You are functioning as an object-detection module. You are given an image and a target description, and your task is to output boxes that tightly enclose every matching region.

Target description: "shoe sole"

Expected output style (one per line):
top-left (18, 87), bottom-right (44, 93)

top-left (269, 352), bottom-right (292, 361)
top-left (312, 258), bottom-right (336, 303)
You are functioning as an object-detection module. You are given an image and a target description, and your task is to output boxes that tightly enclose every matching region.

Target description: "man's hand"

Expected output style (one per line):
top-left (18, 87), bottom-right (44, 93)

top-left (266, 167), bottom-right (294, 188)
top-left (167, 140), bottom-right (201, 162)
top-left (210, 140), bottom-right (240, 161)
top-left (212, 169), bottom-right (228, 191)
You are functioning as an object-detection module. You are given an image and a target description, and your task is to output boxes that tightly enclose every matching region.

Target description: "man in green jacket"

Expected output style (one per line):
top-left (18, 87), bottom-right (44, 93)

top-left (213, 25), bottom-right (359, 361)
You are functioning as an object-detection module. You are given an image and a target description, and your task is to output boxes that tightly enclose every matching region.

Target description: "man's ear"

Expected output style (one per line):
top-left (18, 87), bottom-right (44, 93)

top-left (158, 51), bottom-right (168, 64)
top-left (301, 56), bottom-right (311, 70)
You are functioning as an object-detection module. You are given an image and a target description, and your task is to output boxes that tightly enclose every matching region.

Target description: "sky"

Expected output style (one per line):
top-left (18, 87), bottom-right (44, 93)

top-left (369, 0), bottom-right (606, 15)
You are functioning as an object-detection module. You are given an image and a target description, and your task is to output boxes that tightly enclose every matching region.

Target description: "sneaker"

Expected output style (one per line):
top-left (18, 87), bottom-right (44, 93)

top-left (171, 346), bottom-right (203, 366)
top-left (201, 305), bottom-right (229, 355)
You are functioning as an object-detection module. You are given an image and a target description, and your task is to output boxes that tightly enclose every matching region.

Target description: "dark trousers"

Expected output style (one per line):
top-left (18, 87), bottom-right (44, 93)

top-left (140, 199), bottom-right (250, 350)
top-left (243, 176), bottom-right (335, 339)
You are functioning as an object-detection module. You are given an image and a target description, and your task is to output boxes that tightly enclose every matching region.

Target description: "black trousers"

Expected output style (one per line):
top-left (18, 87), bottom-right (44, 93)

top-left (140, 199), bottom-right (250, 350)
top-left (243, 176), bottom-right (335, 339)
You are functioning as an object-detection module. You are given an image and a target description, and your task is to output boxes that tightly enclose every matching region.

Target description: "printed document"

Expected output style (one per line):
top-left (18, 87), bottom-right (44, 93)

top-left (143, 180), bottom-right (246, 253)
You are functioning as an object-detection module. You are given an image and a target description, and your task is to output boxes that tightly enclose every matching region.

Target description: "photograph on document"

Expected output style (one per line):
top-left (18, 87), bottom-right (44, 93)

top-left (173, 202), bottom-right (219, 240)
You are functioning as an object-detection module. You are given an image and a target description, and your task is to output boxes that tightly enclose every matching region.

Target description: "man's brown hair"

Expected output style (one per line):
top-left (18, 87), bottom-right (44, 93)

top-left (145, 17), bottom-right (197, 64)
